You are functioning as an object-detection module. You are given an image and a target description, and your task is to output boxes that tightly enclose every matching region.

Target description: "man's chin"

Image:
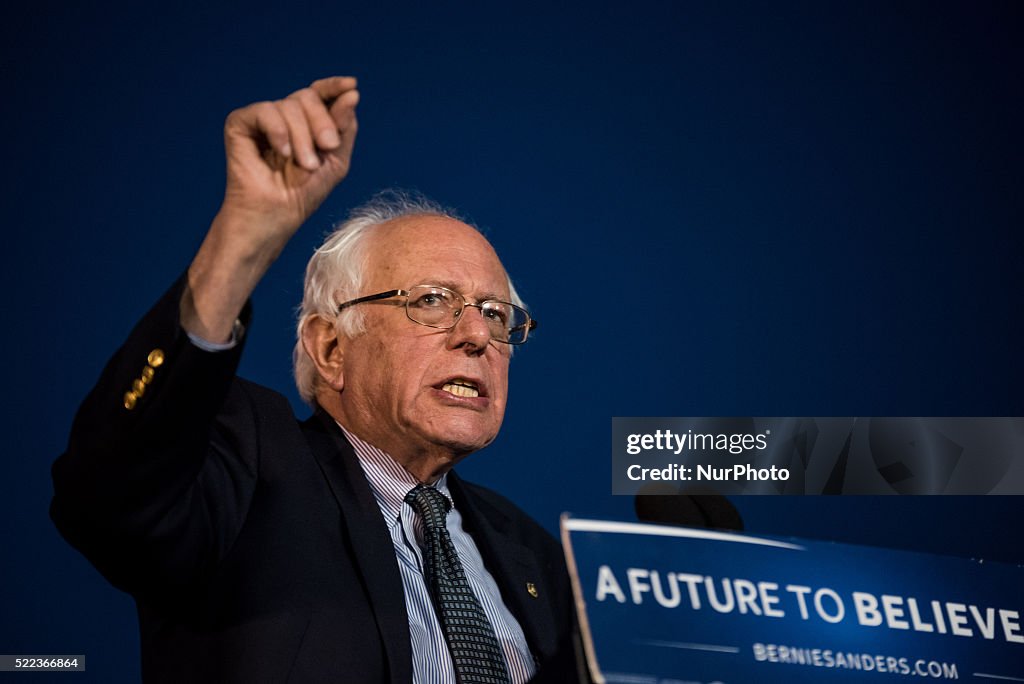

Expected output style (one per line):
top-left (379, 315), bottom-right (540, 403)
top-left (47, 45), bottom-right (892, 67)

top-left (426, 425), bottom-right (499, 459)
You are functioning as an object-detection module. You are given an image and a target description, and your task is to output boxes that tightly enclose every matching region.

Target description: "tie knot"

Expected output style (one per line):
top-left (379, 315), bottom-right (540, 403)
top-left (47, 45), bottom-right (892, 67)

top-left (405, 484), bottom-right (451, 530)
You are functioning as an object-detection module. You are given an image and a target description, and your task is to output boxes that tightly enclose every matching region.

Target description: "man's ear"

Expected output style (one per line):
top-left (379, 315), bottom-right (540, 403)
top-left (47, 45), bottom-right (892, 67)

top-left (301, 314), bottom-right (345, 392)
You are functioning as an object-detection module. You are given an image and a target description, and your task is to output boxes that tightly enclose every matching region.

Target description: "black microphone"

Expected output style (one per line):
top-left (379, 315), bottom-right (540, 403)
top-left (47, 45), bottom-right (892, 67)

top-left (634, 483), bottom-right (744, 531)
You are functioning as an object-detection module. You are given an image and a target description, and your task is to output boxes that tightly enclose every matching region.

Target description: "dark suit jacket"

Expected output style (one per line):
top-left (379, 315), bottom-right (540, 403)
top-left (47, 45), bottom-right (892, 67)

top-left (51, 279), bottom-right (576, 683)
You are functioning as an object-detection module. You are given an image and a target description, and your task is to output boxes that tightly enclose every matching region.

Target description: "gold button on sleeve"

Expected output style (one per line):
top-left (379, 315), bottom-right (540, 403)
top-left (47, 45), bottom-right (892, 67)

top-left (132, 379), bottom-right (146, 395)
top-left (147, 349), bottom-right (165, 367)
top-left (140, 366), bottom-right (155, 383)
top-left (123, 391), bottom-right (138, 410)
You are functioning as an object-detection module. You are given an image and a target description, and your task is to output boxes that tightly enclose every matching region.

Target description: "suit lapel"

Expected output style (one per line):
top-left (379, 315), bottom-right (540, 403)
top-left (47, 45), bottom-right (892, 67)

top-left (448, 473), bottom-right (559, 659)
top-left (302, 411), bottom-right (413, 684)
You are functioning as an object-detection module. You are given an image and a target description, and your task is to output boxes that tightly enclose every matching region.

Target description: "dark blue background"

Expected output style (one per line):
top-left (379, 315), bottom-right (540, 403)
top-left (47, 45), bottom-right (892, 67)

top-left (2, 1), bottom-right (1021, 680)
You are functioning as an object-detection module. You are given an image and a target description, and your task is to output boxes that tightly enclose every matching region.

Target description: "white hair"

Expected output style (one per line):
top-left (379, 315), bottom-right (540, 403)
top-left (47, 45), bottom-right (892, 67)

top-left (293, 190), bottom-right (525, 405)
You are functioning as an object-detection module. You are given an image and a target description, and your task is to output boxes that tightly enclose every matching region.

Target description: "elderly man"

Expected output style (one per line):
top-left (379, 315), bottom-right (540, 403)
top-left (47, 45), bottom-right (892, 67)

top-left (51, 77), bottom-right (576, 682)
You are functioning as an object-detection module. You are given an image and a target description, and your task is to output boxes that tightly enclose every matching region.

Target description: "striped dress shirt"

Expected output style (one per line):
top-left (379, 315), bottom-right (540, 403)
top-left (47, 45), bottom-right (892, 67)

top-left (339, 424), bottom-right (537, 683)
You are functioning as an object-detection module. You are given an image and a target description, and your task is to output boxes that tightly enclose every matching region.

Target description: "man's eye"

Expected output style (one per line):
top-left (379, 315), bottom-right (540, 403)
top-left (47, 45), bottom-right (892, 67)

top-left (412, 292), bottom-right (447, 308)
top-left (483, 307), bottom-right (509, 324)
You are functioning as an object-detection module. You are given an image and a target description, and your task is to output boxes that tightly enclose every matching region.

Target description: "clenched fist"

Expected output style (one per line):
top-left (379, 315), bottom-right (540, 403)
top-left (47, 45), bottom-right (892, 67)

top-left (183, 77), bottom-right (360, 343)
top-left (221, 76), bottom-right (359, 244)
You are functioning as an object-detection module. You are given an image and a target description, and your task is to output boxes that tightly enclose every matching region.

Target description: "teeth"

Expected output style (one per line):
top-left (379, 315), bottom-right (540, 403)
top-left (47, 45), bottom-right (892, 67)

top-left (442, 382), bottom-right (480, 398)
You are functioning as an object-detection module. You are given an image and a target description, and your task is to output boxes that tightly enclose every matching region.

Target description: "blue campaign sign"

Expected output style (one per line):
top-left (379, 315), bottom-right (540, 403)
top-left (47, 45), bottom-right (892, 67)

top-left (561, 517), bottom-right (1024, 684)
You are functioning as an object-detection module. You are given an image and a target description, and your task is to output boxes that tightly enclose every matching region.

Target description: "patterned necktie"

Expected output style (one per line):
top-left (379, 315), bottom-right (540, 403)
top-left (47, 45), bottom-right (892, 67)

top-left (405, 484), bottom-right (511, 684)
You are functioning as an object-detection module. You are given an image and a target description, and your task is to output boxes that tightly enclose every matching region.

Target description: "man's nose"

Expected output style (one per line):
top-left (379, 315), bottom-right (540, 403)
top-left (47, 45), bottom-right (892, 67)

top-left (446, 305), bottom-right (491, 352)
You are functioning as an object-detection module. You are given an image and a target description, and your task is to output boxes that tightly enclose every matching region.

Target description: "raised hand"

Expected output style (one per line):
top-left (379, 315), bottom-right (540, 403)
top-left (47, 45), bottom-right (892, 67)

top-left (220, 76), bottom-right (359, 246)
top-left (183, 78), bottom-right (360, 343)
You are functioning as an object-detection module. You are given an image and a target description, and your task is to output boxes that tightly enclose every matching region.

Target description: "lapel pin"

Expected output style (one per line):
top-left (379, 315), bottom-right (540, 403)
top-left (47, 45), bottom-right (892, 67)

top-left (526, 582), bottom-right (539, 598)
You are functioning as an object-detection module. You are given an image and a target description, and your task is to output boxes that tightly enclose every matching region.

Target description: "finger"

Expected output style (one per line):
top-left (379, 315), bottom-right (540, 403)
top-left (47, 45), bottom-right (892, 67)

top-left (328, 89), bottom-right (360, 131)
top-left (324, 93), bottom-right (358, 172)
top-left (291, 87), bottom-right (340, 151)
top-left (279, 98), bottom-right (320, 171)
top-left (227, 102), bottom-right (292, 158)
top-left (309, 76), bottom-right (358, 102)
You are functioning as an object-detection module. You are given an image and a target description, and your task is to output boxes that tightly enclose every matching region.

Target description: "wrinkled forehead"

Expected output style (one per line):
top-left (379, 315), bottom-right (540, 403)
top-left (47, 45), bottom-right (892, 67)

top-left (363, 215), bottom-right (511, 299)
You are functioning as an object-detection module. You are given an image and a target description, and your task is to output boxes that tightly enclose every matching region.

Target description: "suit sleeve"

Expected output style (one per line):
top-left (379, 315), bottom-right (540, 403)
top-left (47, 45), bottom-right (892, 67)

top-left (51, 275), bottom-right (260, 597)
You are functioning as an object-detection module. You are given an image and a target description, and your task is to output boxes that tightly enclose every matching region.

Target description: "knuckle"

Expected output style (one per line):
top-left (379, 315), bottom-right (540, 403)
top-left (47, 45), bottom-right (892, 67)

top-left (225, 102), bottom-right (254, 125)
top-left (249, 100), bottom-right (274, 115)
top-left (289, 87), bottom-right (318, 105)
top-left (278, 98), bottom-right (300, 115)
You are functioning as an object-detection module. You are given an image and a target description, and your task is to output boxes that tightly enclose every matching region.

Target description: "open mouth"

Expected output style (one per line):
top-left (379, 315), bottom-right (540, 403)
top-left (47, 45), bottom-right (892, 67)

top-left (440, 378), bottom-right (481, 399)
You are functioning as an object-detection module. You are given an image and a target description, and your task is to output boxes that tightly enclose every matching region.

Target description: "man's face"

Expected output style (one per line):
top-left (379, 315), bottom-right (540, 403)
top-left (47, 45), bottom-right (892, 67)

top-left (336, 216), bottom-right (513, 474)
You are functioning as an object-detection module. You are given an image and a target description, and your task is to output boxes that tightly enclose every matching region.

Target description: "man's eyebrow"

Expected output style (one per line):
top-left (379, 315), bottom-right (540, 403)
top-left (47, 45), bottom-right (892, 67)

top-left (424, 280), bottom-right (506, 302)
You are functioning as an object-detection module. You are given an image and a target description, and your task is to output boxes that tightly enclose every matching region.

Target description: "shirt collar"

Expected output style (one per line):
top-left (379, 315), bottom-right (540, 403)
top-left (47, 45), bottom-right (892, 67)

top-left (336, 422), bottom-right (451, 526)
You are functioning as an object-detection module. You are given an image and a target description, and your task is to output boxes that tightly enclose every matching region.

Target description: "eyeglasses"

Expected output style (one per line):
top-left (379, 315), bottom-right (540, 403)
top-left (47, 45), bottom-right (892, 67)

top-left (336, 285), bottom-right (538, 345)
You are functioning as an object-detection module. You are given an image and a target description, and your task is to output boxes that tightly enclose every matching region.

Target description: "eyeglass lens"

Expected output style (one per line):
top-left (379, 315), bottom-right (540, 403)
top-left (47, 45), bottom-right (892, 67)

top-left (406, 286), bottom-right (529, 343)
